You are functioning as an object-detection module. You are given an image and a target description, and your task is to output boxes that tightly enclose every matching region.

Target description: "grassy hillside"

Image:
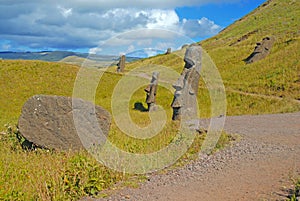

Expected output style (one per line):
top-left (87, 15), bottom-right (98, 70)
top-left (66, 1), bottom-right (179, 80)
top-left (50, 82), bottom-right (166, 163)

top-left (0, 59), bottom-right (232, 199)
top-left (201, 0), bottom-right (300, 101)
top-left (0, 0), bottom-right (299, 199)
top-left (122, 0), bottom-right (300, 114)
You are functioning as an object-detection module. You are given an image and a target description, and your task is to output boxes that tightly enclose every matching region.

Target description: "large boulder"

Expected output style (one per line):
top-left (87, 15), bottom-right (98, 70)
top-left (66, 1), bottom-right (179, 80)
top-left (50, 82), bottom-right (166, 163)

top-left (18, 95), bottom-right (111, 151)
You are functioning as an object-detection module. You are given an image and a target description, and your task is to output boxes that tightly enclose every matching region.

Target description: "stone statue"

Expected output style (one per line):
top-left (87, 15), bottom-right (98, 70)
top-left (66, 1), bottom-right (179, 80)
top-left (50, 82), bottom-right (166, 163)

top-left (144, 72), bottom-right (159, 111)
top-left (117, 55), bottom-right (126, 72)
top-left (245, 36), bottom-right (274, 64)
top-left (166, 48), bottom-right (172, 54)
top-left (171, 45), bottom-right (202, 120)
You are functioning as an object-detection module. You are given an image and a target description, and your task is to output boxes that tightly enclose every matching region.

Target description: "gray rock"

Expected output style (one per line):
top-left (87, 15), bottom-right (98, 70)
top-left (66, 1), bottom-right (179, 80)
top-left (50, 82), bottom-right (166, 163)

top-left (18, 95), bottom-right (111, 151)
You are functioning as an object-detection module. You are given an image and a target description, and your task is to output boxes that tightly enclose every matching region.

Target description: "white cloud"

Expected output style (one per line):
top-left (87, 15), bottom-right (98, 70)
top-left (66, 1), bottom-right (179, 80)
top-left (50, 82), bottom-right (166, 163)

top-left (145, 10), bottom-right (179, 30)
top-left (182, 17), bottom-right (222, 38)
top-left (58, 6), bottom-right (73, 18)
top-left (2, 44), bottom-right (11, 50)
top-left (155, 42), bottom-right (176, 51)
top-left (126, 45), bottom-right (135, 53)
top-left (0, 1), bottom-right (225, 52)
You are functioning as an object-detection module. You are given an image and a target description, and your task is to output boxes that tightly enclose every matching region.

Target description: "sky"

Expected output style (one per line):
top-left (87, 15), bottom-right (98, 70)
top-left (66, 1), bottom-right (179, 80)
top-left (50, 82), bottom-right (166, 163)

top-left (0, 0), bottom-right (266, 56)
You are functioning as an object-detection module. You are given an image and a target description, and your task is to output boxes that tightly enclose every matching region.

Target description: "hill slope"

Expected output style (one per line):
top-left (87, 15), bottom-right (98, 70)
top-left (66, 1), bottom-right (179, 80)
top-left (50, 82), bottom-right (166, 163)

top-left (124, 0), bottom-right (300, 114)
top-left (200, 0), bottom-right (300, 100)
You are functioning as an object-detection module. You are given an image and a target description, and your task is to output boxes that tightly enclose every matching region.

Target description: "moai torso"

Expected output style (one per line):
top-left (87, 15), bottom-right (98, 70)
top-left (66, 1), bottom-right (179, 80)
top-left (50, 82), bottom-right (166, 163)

top-left (145, 72), bottom-right (159, 111)
top-left (171, 45), bottom-right (202, 120)
top-left (117, 55), bottom-right (126, 72)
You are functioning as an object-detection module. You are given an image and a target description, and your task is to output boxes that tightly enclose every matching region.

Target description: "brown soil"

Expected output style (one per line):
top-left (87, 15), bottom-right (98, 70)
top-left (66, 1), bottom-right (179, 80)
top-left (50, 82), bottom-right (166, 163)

top-left (87, 112), bottom-right (300, 201)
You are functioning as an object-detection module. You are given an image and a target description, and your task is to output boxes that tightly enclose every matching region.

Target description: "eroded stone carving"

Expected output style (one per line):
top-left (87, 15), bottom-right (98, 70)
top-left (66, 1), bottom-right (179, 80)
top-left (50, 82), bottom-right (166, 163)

top-left (171, 45), bottom-right (202, 120)
top-left (117, 55), bottom-right (126, 72)
top-left (145, 72), bottom-right (159, 111)
top-left (166, 48), bottom-right (172, 54)
top-left (245, 36), bottom-right (274, 64)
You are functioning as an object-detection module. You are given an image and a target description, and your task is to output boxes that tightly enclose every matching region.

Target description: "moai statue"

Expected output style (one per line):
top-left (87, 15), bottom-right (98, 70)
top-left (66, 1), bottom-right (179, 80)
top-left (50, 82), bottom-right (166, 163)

top-left (166, 48), bottom-right (172, 54)
top-left (171, 45), bottom-right (202, 120)
top-left (117, 55), bottom-right (126, 72)
top-left (144, 72), bottom-right (159, 111)
top-left (245, 36), bottom-right (274, 64)
top-left (181, 44), bottom-right (189, 49)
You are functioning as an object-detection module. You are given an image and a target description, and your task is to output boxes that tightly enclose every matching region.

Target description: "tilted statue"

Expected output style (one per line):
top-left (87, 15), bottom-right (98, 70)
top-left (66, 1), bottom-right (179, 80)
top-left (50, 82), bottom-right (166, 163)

top-left (171, 45), bottom-right (202, 120)
top-left (145, 72), bottom-right (159, 111)
top-left (245, 36), bottom-right (274, 64)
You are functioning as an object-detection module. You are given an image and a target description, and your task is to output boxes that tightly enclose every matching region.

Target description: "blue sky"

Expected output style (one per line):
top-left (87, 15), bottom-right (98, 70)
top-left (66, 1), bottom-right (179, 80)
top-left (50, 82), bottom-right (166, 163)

top-left (0, 0), bottom-right (265, 55)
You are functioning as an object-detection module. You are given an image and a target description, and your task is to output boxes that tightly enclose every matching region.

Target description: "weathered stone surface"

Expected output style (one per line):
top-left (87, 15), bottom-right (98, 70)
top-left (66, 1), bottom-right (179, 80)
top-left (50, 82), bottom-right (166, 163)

top-left (181, 44), bottom-right (189, 49)
top-left (117, 55), bottom-right (126, 72)
top-left (166, 48), bottom-right (172, 54)
top-left (18, 95), bottom-right (111, 151)
top-left (144, 72), bottom-right (159, 111)
top-left (245, 36), bottom-right (274, 64)
top-left (171, 45), bottom-right (202, 120)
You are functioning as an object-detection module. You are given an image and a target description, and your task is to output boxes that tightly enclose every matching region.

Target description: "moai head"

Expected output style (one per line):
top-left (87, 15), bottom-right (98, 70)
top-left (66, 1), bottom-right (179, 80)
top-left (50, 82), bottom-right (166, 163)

top-left (181, 44), bottom-right (189, 50)
top-left (246, 36), bottom-right (274, 64)
top-left (253, 37), bottom-right (273, 54)
top-left (166, 48), bottom-right (172, 54)
top-left (171, 45), bottom-right (202, 120)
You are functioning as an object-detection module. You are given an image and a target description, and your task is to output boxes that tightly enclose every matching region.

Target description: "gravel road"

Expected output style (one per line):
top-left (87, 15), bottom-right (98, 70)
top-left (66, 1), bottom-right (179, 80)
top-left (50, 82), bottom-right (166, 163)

top-left (86, 112), bottom-right (300, 201)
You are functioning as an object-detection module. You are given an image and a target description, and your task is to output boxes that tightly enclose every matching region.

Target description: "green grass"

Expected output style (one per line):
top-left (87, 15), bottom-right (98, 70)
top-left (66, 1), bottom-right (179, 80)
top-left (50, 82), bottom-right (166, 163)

top-left (0, 126), bottom-right (127, 200)
top-left (289, 180), bottom-right (300, 201)
top-left (0, 60), bottom-right (233, 199)
top-left (0, 0), bottom-right (300, 199)
top-left (201, 0), bottom-right (300, 101)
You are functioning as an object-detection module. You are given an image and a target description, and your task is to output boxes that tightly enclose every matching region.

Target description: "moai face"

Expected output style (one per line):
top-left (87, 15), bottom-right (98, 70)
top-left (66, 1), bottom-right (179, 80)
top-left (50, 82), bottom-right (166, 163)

top-left (171, 45), bottom-right (202, 120)
top-left (246, 36), bottom-right (274, 64)
top-left (253, 42), bottom-right (264, 53)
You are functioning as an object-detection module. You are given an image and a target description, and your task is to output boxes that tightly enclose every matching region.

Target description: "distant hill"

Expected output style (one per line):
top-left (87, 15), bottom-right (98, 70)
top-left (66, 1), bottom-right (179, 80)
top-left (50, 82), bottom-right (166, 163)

top-left (60, 55), bottom-right (117, 68)
top-left (0, 51), bottom-right (142, 67)
top-left (0, 51), bottom-right (81, 62)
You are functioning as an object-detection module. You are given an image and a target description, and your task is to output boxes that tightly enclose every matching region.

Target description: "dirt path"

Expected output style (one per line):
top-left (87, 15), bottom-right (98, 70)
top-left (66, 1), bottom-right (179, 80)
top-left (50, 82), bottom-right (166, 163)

top-left (90, 112), bottom-right (300, 201)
